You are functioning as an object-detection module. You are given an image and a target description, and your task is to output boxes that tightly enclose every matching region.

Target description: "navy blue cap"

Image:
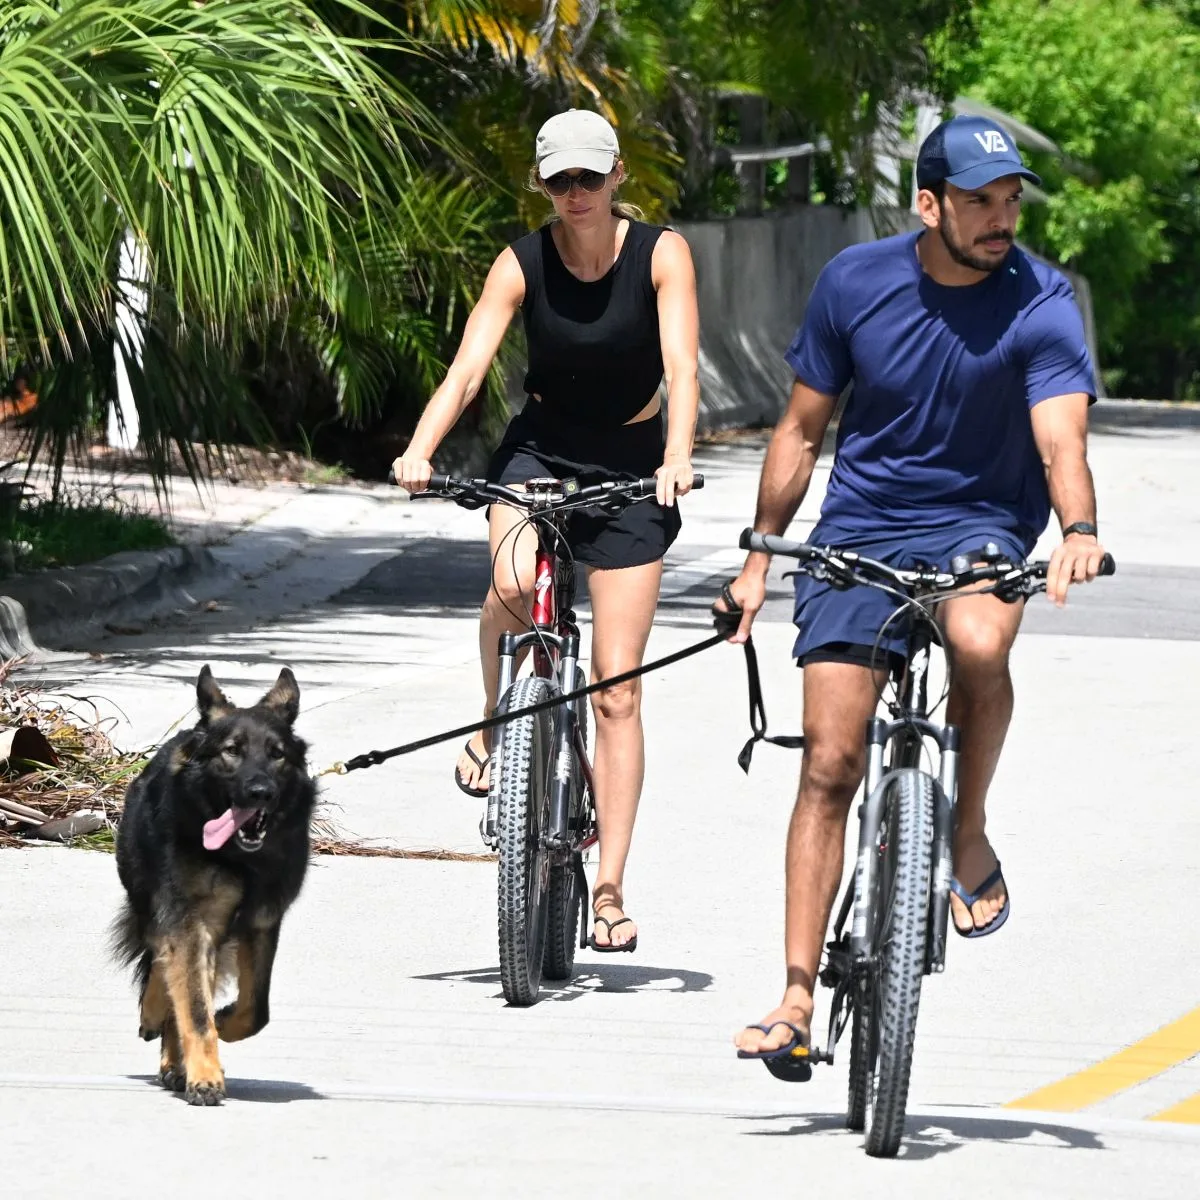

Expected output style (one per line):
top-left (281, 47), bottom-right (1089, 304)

top-left (916, 115), bottom-right (1041, 191)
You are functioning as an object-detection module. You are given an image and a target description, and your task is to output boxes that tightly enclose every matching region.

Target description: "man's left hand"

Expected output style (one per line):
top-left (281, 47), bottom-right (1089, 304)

top-left (1046, 534), bottom-right (1107, 607)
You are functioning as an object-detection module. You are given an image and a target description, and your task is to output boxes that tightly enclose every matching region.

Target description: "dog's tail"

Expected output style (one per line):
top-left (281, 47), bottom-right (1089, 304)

top-left (108, 901), bottom-right (152, 991)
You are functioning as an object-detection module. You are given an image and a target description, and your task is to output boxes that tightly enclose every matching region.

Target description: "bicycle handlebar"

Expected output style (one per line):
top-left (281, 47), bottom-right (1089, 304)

top-left (739, 528), bottom-right (1115, 600)
top-left (386, 470), bottom-right (704, 510)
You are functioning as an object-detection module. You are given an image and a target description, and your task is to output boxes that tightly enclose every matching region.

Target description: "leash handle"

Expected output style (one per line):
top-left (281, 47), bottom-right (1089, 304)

top-left (712, 579), bottom-right (805, 774)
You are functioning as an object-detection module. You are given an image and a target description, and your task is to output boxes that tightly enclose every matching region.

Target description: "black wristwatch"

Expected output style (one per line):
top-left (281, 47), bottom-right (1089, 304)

top-left (1062, 521), bottom-right (1098, 539)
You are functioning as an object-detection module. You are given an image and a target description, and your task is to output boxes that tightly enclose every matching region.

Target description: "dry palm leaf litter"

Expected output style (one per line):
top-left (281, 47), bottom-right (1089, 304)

top-left (0, 664), bottom-right (495, 862)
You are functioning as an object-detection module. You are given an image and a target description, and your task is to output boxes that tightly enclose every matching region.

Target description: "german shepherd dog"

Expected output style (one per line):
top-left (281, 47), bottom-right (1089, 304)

top-left (112, 665), bottom-right (316, 1105)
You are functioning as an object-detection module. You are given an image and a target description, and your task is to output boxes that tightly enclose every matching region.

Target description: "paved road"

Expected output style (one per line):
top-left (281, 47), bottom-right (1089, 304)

top-left (4, 424), bottom-right (1200, 1196)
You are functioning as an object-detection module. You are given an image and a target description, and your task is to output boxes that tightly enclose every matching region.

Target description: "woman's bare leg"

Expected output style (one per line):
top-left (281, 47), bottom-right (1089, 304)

top-left (585, 558), bottom-right (663, 947)
top-left (456, 502), bottom-right (537, 791)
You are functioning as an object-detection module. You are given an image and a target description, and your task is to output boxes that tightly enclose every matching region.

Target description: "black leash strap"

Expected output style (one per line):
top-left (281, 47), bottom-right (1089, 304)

top-left (713, 582), bottom-right (806, 774)
top-left (320, 582), bottom-right (806, 778)
top-left (329, 629), bottom-right (728, 776)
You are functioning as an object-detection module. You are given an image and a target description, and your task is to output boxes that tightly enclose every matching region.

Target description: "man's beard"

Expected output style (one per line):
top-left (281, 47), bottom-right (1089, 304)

top-left (938, 215), bottom-right (1011, 274)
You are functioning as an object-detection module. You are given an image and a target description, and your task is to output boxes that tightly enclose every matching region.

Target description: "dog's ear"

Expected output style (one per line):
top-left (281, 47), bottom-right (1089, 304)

top-left (260, 667), bottom-right (300, 725)
top-left (169, 730), bottom-right (202, 773)
top-left (196, 665), bottom-right (234, 726)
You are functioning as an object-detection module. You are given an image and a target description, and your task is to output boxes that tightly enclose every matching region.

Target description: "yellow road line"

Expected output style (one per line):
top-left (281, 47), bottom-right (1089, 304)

top-left (1150, 1092), bottom-right (1200, 1125)
top-left (1006, 1006), bottom-right (1200, 1112)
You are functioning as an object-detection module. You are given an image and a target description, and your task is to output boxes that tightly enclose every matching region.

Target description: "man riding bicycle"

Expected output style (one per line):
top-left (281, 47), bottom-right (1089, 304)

top-left (722, 115), bottom-right (1109, 1062)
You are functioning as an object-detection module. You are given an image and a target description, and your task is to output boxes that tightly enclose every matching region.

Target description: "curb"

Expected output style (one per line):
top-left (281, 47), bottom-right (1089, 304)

top-left (0, 544), bottom-right (236, 658)
top-left (1090, 399), bottom-right (1200, 430)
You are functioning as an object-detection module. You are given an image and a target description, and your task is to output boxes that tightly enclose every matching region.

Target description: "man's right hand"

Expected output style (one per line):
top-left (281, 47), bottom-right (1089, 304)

top-left (393, 454), bottom-right (433, 492)
top-left (715, 563), bottom-right (768, 644)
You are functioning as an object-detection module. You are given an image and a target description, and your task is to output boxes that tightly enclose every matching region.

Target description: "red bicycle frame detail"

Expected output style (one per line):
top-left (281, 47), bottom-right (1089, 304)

top-left (530, 537), bottom-right (597, 850)
top-left (531, 542), bottom-right (557, 678)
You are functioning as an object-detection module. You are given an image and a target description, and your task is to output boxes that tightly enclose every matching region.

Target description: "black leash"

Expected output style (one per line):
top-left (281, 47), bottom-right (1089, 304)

top-left (318, 582), bottom-right (804, 778)
top-left (714, 582), bottom-right (807, 773)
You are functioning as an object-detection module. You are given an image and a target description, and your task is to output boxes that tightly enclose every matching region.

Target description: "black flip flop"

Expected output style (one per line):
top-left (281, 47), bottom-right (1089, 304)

top-left (736, 1021), bottom-right (813, 1082)
top-left (454, 740), bottom-right (491, 799)
top-left (588, 914), bottom-right (638, 954)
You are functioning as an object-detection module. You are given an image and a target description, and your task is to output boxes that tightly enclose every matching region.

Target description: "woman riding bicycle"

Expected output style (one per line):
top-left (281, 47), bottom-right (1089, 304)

top-left (392, 107), bottom-right (700, 953)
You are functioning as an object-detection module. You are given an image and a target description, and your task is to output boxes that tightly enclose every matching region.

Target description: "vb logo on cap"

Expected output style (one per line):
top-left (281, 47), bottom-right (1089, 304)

top-left (974, 130), bottom-right (1010, 154)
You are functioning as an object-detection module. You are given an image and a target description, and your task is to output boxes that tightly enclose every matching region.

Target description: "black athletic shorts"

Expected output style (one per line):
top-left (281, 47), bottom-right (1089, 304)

top-left (485, 400), bottom-right (681, 570)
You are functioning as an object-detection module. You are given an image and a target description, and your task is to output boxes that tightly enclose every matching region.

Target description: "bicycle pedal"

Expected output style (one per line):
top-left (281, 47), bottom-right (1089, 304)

top-left (805, 1045), bottom-right (834, 1066)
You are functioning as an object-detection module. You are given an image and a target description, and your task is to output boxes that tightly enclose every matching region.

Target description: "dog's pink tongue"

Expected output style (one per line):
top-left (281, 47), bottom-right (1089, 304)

top-left (203, 807), bottom-right (258, 851)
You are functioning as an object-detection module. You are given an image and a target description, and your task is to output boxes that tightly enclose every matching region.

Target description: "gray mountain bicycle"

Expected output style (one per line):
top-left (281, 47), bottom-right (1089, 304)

top-left (739, 529), bottom-right (1115, 1158)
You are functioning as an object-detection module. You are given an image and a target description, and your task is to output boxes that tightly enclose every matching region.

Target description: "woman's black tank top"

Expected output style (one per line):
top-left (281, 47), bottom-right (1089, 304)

top-left (509, 219), bottom-right (666, 431)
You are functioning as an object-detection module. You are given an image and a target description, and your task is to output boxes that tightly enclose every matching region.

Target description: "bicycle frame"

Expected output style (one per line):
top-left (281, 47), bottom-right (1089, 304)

top-left (486, 500), bottom-right (597, 855)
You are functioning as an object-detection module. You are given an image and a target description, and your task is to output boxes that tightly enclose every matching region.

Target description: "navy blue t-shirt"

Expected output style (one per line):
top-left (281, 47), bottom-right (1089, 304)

top-left (784, 231), bottom-right (1096, 549)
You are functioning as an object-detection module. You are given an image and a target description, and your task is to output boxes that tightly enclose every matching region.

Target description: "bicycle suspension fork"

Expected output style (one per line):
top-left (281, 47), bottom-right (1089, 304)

top-left (847, 624), bottom-right (961, 972)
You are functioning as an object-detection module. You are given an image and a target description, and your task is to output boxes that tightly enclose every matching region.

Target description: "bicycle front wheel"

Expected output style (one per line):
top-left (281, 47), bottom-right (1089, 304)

top-left (493, 676), bottom-right (555, 1006)
top-left (863, 770), bottom-right (934, 1158)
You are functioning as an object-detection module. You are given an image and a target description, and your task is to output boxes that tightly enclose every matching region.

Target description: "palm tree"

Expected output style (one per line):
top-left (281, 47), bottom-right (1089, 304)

top-left (0, 0), bottom-right (495, 483)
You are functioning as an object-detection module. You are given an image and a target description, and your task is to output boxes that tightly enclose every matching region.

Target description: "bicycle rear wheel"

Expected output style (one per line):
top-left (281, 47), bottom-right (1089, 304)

top-left (846, 976), bottom-right (873, 1132)
top-left (863, 770), bottom-right (934, 1158)
top-left (493, 676), bottom-right (555, 1006)
top-left (543, 668), bottom-right (590, 981)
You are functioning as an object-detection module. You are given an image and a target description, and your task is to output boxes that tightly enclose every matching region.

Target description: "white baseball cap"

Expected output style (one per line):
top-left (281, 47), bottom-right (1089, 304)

top-left (535, 109), bottom-right (619, 179)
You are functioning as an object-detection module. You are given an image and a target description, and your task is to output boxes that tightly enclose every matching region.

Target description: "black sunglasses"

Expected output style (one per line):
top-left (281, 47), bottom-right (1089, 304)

top-left (542, 168), bottom-right (609, 197)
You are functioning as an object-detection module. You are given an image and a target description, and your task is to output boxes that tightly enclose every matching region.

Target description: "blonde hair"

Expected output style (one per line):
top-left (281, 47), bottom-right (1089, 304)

top-left (525, 164), bottom-right (644, 222)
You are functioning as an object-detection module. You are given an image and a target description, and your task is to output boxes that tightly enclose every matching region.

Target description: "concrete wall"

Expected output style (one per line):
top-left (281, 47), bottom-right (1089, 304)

top-left (675, 207), bottom-right (1103, 433)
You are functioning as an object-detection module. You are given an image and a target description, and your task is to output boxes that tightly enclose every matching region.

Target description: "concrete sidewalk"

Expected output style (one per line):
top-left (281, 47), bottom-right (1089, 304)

top-left (4, 421), bottom-right (1200, 1196)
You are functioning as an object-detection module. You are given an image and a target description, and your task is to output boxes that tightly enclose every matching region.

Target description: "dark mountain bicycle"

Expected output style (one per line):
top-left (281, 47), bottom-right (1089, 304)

top-left (739, 529), bottom-right (1115, 1158)
top-left (407, 472), bottom-right (703, 1006)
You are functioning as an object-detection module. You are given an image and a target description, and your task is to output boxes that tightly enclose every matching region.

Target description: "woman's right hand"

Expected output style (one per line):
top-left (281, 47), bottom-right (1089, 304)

top-left (393, 454), bottom-right (433, 492)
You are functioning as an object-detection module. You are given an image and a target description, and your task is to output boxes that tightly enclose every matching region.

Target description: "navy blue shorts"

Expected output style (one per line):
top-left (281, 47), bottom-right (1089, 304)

top-left (792, 522), bottom-right (1031, 670)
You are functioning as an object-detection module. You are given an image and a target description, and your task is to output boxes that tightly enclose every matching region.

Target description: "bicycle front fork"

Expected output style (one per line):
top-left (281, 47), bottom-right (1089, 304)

top-left (847, 717), bottom-right (960, 973)
top-left (484, 628), bottom-right (581, 847)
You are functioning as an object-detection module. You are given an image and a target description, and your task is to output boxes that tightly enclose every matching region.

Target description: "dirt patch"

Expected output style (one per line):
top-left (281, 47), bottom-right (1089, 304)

top-left (0, 662), bottom-right (494, 861)
top-left (0, 426), bottom-right (367, 490)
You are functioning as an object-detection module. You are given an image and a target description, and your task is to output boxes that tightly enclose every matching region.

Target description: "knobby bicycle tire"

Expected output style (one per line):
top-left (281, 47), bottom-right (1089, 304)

top-left (864, 770), bottom-right (934, 1158)
top-left (543, 668), bottom-right (590, 981)
top-left (494, 676), bottom-right (555, 1006)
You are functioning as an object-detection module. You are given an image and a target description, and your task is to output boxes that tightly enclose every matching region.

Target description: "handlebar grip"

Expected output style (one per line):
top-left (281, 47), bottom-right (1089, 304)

top-left (738, 528), bottom-right (810, 557)
top-left (387, 467), bottom-right (397, 486)
top-left (428, 473), bottom-right (451, 491)
top-left (1099, 552), bottom-right (1116, 576)
top-left (632, 473), bottom-right (704, 497)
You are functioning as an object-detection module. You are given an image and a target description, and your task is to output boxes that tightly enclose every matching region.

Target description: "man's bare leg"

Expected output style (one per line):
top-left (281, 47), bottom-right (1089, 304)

top-left (941, 592), bottom-right (1024, 933)
top-left (734, 660), bottom-right (885, 1055)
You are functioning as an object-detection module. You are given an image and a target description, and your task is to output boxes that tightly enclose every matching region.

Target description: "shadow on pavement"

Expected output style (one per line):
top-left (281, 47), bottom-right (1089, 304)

top-left (130, 1074), bottom-right (327, 1103)
top-left (414, 962), bottom-right (714, 999)
top-left (737, 1108), bottom-right (1105, 1159)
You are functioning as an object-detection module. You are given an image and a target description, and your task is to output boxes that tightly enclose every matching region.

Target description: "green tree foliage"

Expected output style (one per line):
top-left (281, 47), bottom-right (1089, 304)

top-left (0, 0), bottom-right (499, 482)
top-left (935, 0), bottom-right (1200, 397)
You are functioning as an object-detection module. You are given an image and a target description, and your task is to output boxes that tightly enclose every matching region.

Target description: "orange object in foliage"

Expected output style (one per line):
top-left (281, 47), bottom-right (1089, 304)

top-left (0, 382), bottom-right (36, 424)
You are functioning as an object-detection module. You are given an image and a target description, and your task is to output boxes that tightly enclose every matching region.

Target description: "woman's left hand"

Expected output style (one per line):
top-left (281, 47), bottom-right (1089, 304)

top-left (655, 456), bottom-right (694, 507)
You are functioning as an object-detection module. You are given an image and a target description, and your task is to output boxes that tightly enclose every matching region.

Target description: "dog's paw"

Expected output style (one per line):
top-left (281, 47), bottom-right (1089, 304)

top-left (158, 1066), bottom-right (185, 1092)
top-left (184, 1073), bottom-right (226, 1107)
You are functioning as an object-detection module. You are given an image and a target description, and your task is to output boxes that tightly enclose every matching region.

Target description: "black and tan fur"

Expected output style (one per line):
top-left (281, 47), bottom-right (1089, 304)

top-left (111, 665), bottom-right (316, 1105)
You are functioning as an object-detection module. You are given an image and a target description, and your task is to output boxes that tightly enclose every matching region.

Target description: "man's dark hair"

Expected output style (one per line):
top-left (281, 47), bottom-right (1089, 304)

top-left (923, 179), bottom-right (946, 206)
